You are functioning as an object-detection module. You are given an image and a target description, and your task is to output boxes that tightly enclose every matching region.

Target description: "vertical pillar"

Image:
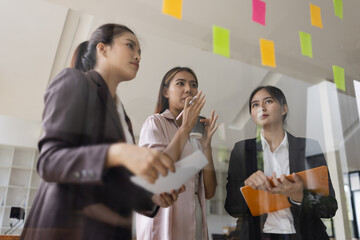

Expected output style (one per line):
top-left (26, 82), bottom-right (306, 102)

top-left (307, 81), bottom-right (351, 240)
top-left (48, 9), bottom-right (94, 82)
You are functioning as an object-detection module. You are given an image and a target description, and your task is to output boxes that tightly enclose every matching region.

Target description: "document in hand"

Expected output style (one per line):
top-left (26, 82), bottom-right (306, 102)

top-left (240, 166), bottom-right (329, 216)
top-left (130, 150), bottom-right (208, 194)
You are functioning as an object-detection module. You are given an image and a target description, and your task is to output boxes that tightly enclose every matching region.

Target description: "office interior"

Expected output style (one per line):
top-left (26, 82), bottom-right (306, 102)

top-left (0, 0), bottom-right (360, 239)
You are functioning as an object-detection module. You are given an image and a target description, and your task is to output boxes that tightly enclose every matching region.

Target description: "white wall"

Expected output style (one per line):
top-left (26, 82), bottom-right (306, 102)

top-left (0, 0), bottom-right (68, 122)
top-left (0, 115), bottom-right (40, 148)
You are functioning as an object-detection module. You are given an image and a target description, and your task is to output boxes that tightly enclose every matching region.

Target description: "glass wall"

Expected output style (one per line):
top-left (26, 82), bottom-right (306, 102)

top-left (1, 0), bottom-right (360, 239)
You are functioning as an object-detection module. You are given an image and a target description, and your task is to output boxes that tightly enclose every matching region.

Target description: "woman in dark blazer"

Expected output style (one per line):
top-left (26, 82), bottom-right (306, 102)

top-left (20, 23), bottom-right (179, 240)
top-left (225, 86), bottom-right (338, 240)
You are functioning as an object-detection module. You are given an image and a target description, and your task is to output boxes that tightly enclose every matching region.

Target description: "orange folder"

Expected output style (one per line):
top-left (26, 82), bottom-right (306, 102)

top-left (240, 166), bottom-right (329, 216)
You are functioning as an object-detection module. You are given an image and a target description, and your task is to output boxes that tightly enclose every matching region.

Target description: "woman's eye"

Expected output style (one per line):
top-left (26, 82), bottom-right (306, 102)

top-left (126, 43), bottom-right (134, 49)
top-left (176, 82), bottom-right (184, 86)
top-left (252, 103), bottom-right (258, 108)
top-left (265, 100), bottom-right (273, 104)
top-left (191, 83), bottom-right (198, 88)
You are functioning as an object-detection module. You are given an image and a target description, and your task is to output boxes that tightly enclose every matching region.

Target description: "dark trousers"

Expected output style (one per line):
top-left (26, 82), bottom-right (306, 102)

top-left (261, 233), bottom-right (297, 240)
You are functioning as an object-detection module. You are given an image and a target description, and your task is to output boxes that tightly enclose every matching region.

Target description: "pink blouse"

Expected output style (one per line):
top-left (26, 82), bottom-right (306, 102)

top-left (136, 109), bottom-right (209, 240)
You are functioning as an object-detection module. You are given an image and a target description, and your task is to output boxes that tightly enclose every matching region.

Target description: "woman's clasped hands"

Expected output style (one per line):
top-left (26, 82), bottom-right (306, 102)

top-left (244, 171), bottom-right (304, 202)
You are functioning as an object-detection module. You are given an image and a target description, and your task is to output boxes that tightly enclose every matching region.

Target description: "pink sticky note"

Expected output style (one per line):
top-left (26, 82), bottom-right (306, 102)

top-left (252, 0), bottom-right (266, 26)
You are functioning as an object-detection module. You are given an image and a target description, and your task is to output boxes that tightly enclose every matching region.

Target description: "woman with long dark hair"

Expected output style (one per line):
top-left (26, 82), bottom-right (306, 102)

top-left (136, 67), bottom-right (219, 240)
top-left (225, 86), bottom-right (338, 240)
top-left (20, 23), bottom-right (178, 240)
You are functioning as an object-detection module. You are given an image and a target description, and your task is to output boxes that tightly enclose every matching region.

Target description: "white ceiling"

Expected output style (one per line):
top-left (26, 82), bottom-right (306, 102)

top-left (1, 0), bottom-right (360, 171)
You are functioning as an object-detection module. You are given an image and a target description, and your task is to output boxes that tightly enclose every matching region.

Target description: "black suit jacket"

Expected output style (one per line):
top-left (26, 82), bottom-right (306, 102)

top-left (225, 133), bottom-right (338, 240)
top-left (20, 68), bottom-right (156, 240)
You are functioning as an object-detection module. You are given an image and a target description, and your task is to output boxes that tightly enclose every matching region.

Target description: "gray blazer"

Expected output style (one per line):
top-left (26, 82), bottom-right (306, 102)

top-left (20, 68), bottom-right (156, 240)
top-left (225, 133), bottom-right (338, 240)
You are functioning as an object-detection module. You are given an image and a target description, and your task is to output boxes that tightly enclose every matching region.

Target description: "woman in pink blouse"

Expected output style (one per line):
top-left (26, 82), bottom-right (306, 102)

top-left (136, 67), bottom-right (219, 240)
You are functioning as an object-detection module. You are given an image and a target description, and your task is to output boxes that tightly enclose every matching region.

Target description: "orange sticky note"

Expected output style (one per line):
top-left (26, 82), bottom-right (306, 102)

top-left (310, 4), bottom-right (323, 28)
top-left (260, 39), bottom-right (276, 67)
top-left (162, 0), bottom-right (182, 20)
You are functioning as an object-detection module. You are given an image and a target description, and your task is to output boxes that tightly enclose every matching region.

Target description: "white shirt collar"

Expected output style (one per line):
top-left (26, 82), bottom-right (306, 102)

top-left (260, 131), bottom-right (288, 152)
top-left (161, 109), bottom-right (176, 120)
top-left (115, 94), bottom-right (134, 144)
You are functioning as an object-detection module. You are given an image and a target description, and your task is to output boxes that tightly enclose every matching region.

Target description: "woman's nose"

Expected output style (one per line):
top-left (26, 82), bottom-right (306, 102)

top-left (184, 85), bottom-right (191, 93)
top-left (259, 104), bottom-right (266, 111)
top-left (134, 53), bottom-right (141, 62)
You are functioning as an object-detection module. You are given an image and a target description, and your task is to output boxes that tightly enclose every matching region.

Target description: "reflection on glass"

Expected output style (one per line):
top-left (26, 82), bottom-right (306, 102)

top-left (225, 86), bottom-right (338, 239)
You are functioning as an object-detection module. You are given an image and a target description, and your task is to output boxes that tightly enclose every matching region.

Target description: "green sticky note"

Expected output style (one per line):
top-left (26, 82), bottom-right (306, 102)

top-left (333, 0), bottom-right (343, 20)
top-left (332, 65), bottom-right (346, 91)
top-left (299, 31), bottom-right (313, 58)
top-left (213, 25), bottom-right (230, 58)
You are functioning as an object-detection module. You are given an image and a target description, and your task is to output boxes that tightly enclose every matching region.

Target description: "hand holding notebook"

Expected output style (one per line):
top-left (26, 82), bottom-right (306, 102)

top-left (240, 166), bottom-right (329, 216)
top-left (131, 150), bottom-right (208, 194)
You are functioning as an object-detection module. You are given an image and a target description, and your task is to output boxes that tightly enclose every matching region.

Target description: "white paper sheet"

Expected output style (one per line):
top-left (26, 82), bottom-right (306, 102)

top-left (130, 150), bottom-right (208, 194)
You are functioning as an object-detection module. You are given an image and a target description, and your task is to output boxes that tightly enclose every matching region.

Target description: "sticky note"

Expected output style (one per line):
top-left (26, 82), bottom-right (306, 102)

top-left (162, 0), bottom-right (182, 20)
top-left (260, 39), bottom-right (276, 67)
top-left (333, 0), bottom-right (343, 20)
top-left (252, 0), bottom-right (266, 26)
top-left (299, 31), bottom-right (313, 58)
top-left (310, 4), bottom-right (323, 28)
top-left (332, 65), bottom-right (346, 91)
top-left (213, 25), bottom-right (230, 58)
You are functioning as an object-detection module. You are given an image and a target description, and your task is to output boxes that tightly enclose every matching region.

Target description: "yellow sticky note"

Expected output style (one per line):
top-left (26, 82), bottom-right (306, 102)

top-left (260, 38), bottom-right (276, 68)
top-left (213, 25), bottom-right (230, 58)
top-left (162, 0), bottom-right (182, 20)
top-left (310, 4), bottom-right (323, 28)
